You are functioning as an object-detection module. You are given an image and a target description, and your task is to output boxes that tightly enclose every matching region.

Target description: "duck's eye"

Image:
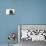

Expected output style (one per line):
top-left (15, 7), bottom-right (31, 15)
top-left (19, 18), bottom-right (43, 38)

top-left (6, 9), bottom-right (15, 15)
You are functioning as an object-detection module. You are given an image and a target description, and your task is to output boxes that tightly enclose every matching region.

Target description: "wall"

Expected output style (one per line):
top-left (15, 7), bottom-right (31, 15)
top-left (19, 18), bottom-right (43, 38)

top-left (0, 0), bottom-right (46, 44)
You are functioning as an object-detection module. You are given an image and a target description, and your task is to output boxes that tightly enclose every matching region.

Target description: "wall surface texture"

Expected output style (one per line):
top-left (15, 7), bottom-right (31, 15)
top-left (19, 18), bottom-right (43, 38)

top-left (0, 0), bottom-right (46, 44)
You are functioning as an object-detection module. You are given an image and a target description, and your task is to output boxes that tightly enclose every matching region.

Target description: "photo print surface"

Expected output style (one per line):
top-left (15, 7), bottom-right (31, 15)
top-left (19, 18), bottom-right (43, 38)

top-left (18, 25), bottom-right (46, 41)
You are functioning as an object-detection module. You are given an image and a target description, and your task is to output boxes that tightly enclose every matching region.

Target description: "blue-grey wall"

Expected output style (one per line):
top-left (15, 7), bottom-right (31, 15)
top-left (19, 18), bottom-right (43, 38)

top-left (0, 0), bottom-right (46, 44)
